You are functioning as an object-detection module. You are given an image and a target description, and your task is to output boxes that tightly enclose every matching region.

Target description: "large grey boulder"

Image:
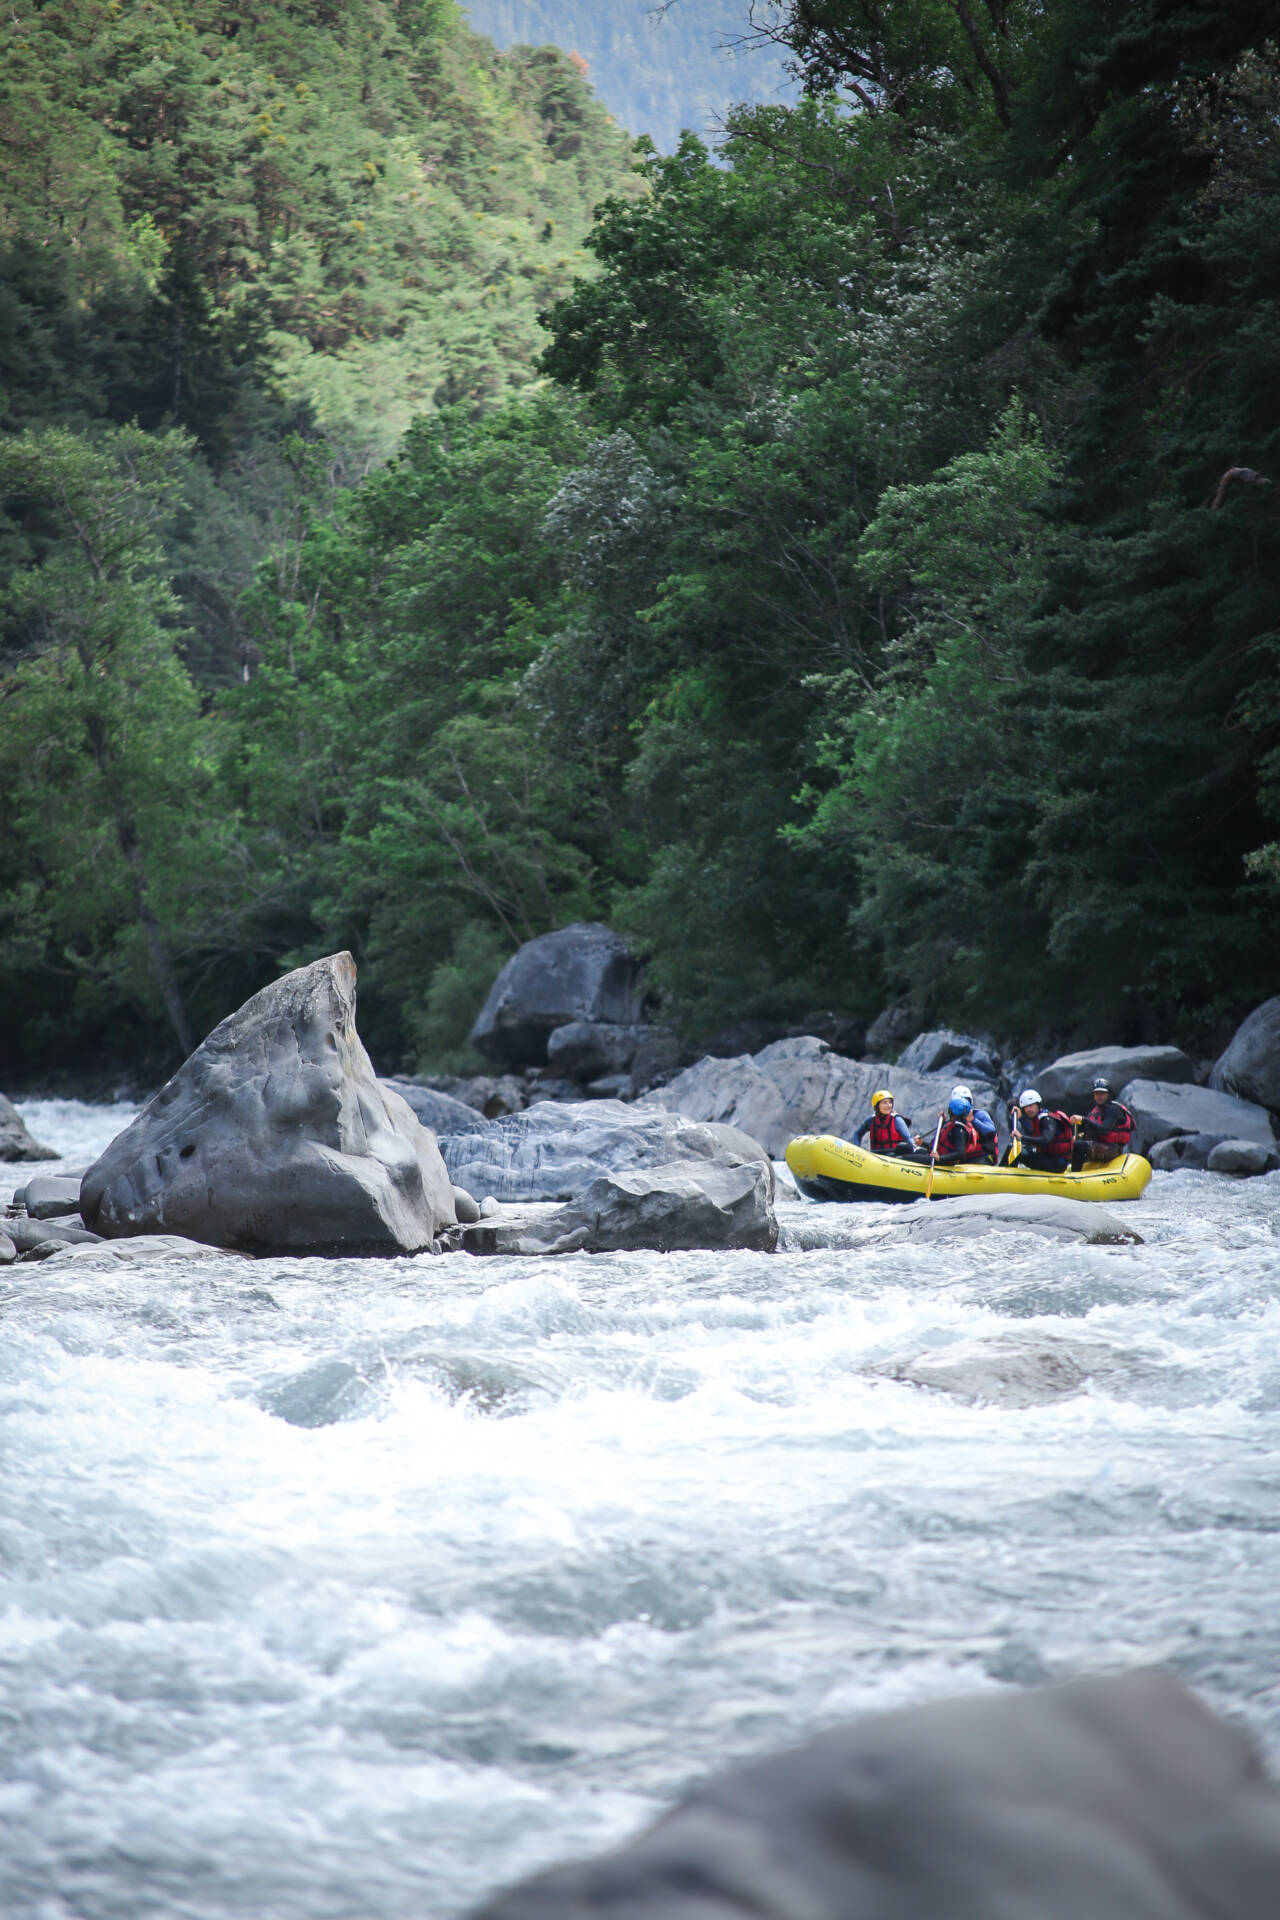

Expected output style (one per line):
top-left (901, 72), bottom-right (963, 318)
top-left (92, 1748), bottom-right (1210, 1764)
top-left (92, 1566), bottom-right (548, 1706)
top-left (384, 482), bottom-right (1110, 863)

top-left (864, 1001), bottom-right (916, 1057)
top-left (885, 1192), bottom-right (1141, 1246)
top-left (1149, 1132), bottom-right (1225, 1172)
top-left (465, 1161), bottom-right (777, 1256)
top-left (440, 1099), bottom-right (772, 1205)
top-left (895, 1028), bottom-right (1001, 1082)
top-left (1039, 1045), bottom-right (1195, 1108)
top-left (0, 1092), bottom-right (56, 1163)
top-left (0, 1232), bottom-right (17, 1264)
top-left (1119, 1078), bottom-right (1276, 1159)
top-left (1211, 997), bottom-right (1280, 1115)
top-left (650, 1036), bottom-right (998, 1159)
top-left (470, 1669), bottom-right (1280, 1920)
top-left (470, 923), bottom-right (645, 1069)
top-left (1207, 1139), bottom-right (1280, 1177)
top-left (80, 953), bottom-right (457, 1255)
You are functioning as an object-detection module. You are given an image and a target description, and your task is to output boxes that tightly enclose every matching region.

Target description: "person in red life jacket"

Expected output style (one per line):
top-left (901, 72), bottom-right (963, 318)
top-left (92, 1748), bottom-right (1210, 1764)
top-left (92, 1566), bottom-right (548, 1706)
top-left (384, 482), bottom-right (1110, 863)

top-left (853, 1090), bottom-right (916, 1156)
top-left (1069, 1077), bottom-right (1136, 1169)
top-left (1006, 1089), bottom-right (1074, 1172)
top-left (931, 1092), bottom-right (987, 1166)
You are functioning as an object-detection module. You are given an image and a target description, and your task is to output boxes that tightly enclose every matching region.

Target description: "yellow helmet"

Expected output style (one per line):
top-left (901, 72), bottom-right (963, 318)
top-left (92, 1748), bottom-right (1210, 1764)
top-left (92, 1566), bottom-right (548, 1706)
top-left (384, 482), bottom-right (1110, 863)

top-left (872, 1089), bottom-right (893, 1108)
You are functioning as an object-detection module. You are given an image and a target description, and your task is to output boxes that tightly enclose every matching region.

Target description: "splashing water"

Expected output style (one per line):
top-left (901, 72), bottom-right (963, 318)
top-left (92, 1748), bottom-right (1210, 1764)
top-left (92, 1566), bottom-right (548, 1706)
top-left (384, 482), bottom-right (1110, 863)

top-left (4, 1100), bottom-right (1280, 1917)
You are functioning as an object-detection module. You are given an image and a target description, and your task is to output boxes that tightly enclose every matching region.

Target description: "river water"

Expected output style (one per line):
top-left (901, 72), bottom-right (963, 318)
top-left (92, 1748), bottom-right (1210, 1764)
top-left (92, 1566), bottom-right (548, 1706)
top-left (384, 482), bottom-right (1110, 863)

top-left (4, 1098), bottom-right (1280, 1919)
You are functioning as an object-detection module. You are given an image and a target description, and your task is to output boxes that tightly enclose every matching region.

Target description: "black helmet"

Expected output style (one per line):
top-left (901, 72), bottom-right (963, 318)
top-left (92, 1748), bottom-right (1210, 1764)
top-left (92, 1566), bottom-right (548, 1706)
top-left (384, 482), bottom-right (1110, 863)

top-left (1092, 1076), bottom-right (1111, 1094)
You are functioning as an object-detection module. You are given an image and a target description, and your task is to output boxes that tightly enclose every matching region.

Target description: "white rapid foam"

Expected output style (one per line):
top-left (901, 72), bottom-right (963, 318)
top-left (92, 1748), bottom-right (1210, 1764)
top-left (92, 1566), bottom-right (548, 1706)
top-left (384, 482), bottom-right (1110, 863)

top-left (4, 1100), bottom-right (1280, 1918)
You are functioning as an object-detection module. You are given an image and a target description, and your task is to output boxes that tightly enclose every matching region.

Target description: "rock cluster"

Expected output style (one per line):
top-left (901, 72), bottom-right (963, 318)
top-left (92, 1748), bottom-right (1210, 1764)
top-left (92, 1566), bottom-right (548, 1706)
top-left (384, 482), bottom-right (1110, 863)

top-left (470, 923), bottom-right (646, 1069)
top-left (3, 1171), bottom-right (104, 1261)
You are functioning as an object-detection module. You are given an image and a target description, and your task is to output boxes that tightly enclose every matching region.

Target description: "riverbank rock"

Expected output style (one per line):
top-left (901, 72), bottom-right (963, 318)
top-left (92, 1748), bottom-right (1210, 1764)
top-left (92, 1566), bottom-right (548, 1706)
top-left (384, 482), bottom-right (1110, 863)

top-left (7, 1216), bottom-right (104, 1254)
top-left (440, 1099), bottom-right (772, 1205)
top-left (1207, 1138), bottom-right (1280, 1177)
top-left (1211, 996), bottom-right (1280, 1114)
top-left (464, 1161), bottom-right (777, 1256)
top-left (650, 1036), bottom-right (998, 1159)
top-left (1038, 1045), bottom-right (1195, 1107)
top-left (380, 1078), bottom-right (482, 1137)
top-left (895, 1028), bottom-right (1001, 1082)
top-left (1119, 1078), bottom-right (1276, 1159)
top-left (0, 1092), bottom-right (56, 1163)
top-left (80, 953), bottom-right (457, 1255)
top-left (864, 1000), bottom-right (916, 1057)
top-left (471, 1669), bottom-right (1280, 1920)
top-left (470, 924), bottom-right (645, 1069)
top-left (1149, 1132), bottom-right (1225, 1171)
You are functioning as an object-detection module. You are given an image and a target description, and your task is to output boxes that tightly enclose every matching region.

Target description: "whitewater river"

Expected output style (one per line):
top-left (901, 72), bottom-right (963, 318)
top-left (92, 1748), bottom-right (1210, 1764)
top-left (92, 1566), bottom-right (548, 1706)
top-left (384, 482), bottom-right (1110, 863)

top-left (4, 1098), bottom-right (1280, 1919)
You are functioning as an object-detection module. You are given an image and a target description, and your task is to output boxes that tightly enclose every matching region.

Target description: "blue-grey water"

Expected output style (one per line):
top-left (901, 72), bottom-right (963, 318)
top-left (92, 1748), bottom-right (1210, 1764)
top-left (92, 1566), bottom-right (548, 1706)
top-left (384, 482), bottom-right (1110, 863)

top-left (4, 1098), bottom-right (1280, 1919)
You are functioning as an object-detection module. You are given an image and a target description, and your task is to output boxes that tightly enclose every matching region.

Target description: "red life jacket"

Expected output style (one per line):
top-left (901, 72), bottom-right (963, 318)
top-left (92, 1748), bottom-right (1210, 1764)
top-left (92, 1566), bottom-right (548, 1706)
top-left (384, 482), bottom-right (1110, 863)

top-left (938, 1114), bottom-right (982, 1160)
top-left (1024, 1110), bottom-right (1073, 1161)
top-left (869, 1109), bottom-right (905, 1151)
top-left (1089, 1101), bottom-right (1134, 1150)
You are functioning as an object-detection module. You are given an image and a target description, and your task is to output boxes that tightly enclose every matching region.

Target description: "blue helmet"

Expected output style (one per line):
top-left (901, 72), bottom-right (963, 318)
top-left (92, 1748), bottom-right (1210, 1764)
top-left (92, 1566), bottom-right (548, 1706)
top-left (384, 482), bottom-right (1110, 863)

top-left (947, 1094), bottom-right (970, 1117)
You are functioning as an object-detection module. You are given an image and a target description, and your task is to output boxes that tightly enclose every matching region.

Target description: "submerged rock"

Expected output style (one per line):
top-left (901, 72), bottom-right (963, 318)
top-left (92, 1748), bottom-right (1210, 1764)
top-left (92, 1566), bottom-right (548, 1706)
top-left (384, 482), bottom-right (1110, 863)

top-left (1119, 1078), bottom-right (1276, 1159)
top-left (80, 953), bottom-right (457, 1255)
top-left (440, 1098), bottom-right (772, 1205)
top-left (650, 1035), bottom-right (998, 1160)
top-left (884, 1333), bottom-right (1131, 1407)
top-left (0, 1092), bottom-right (56, 1164)
top-left (890, 1193), bottom-right (1142, 1245)
top-left (470, 923), bottom-right (645, 1069)
top-left (471, 1670), bottom-right (1280, 1920)
top-left (465, 1161), bottom-right (777, 1256)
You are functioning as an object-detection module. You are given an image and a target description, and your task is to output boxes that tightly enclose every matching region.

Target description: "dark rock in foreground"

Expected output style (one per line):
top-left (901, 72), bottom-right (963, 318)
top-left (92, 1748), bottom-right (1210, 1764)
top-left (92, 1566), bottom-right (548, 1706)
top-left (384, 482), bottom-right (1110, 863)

top-left (470, 923), bottom-right (645, 1069)
top-left (81, 953), bottom-right (456, 1255)
top-left (464, 1160), bottom-right (777, 1255)
top-left (471, 1670), bottom-right (1280, 1920)
top-left (0, 1092), bottom-right (57, 1163)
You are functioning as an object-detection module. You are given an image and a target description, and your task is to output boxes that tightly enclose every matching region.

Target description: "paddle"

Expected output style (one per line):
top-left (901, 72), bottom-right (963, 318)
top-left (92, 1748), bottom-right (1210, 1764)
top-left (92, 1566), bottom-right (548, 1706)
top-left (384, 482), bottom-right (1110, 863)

top-left (1009, 1105), bottom-right (1022, 1168)
top-left (924, 1113), bottom-right (944, 1201)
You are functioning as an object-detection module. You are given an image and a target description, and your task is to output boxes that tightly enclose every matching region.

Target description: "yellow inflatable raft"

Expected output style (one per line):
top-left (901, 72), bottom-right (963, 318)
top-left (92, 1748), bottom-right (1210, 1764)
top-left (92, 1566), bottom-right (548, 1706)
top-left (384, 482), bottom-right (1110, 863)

top-left (785, 1134), bottom-right (1152, 1205)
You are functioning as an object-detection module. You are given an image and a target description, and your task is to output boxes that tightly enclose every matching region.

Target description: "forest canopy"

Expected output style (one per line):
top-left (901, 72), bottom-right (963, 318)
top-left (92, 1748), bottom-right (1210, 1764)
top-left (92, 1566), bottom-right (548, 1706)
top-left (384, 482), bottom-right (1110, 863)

top-left (2, 0), bottom-right (1278, 1079)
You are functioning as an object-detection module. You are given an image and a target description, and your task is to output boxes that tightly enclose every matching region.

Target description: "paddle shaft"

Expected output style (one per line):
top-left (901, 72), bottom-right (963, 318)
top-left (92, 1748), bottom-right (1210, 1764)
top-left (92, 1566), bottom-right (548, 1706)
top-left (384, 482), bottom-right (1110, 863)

top-left (924, 1113), bottom-right (944, 1200)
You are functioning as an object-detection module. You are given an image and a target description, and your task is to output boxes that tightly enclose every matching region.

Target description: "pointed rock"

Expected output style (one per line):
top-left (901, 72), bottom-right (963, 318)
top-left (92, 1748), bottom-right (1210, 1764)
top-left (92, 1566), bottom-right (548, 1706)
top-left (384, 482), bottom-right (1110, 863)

top-left (80, 954), bottom-right (456, 1254)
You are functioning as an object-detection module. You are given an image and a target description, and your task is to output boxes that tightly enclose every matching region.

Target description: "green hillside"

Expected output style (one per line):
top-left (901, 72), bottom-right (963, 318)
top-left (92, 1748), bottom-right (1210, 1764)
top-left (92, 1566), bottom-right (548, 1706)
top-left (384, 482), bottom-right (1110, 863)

top-left (0, 0), bottom-right (634, 455)
top-left (461, 0), bottom-right (799, 152)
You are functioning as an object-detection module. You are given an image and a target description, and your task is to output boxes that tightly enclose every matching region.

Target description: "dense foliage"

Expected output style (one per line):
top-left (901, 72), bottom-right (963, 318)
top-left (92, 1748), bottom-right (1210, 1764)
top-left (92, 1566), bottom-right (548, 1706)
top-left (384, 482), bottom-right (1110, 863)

top-left (3, 0), bottom-right (1278, 1079)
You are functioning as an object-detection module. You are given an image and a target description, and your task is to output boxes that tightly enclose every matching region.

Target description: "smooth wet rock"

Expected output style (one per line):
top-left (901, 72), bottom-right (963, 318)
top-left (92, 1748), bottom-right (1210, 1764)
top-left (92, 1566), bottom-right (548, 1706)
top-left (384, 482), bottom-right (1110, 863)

top-left (465, 1161), bottom-right (777, 1256)
top-left (47, 1234), bottom-right (246, 1265)
top-left (451, 1184), bottom-right (482, 1223)
top-left (80, 953), bottom-right (457, 1255)
top-left (440, 1099), bottom-right (772, 1205)
top-left (1149, 1132), bottom-right (1226, 1171)
top-left (0, 1092), bottom-right (56, 1163)
top-left (1038, 1045), bottom-right (1195, 1108)
top-left (0, 1231), bottom-right (16, 1264)
top-left (1119, 1078), bottom-right (1276, 1159)
top-left (470, 924), bottom-right (645, 1069)
top-left (7, 1216), bottom-right (103, 1252)
top-left (380, 1078), bottom-right (483, 1137)
top-left (471, 1669), bottom-right (1280, 1920)
top-left (20, 1174), bottom-right (85, 1220)
top-left (1211, 997), bottom-right (1280, 1114)
top-left (651, 1036), bottom-right (998, 1159)
top-left (1207, 1138), bottom-right (1280, 1177)
top-left (885, 1332), bottom-right (1132, 1407)
top-left (888, 1193), bottom-right (1141, 1245)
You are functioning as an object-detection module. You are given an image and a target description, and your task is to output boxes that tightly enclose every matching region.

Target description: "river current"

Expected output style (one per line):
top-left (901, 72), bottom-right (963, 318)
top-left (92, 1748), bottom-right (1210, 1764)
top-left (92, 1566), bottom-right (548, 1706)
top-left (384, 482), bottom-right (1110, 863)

top-left (4, 1098), bottom-right (1280, 1919)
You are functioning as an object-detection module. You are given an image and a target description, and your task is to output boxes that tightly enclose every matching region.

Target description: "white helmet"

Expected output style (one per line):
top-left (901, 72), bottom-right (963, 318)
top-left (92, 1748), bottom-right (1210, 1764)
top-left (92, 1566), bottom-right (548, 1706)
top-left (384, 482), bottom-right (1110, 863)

top-left (950, 1084), bottom-right (973, 1104)
top-left (1020, 1088), bottom-right (1042, 1107)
